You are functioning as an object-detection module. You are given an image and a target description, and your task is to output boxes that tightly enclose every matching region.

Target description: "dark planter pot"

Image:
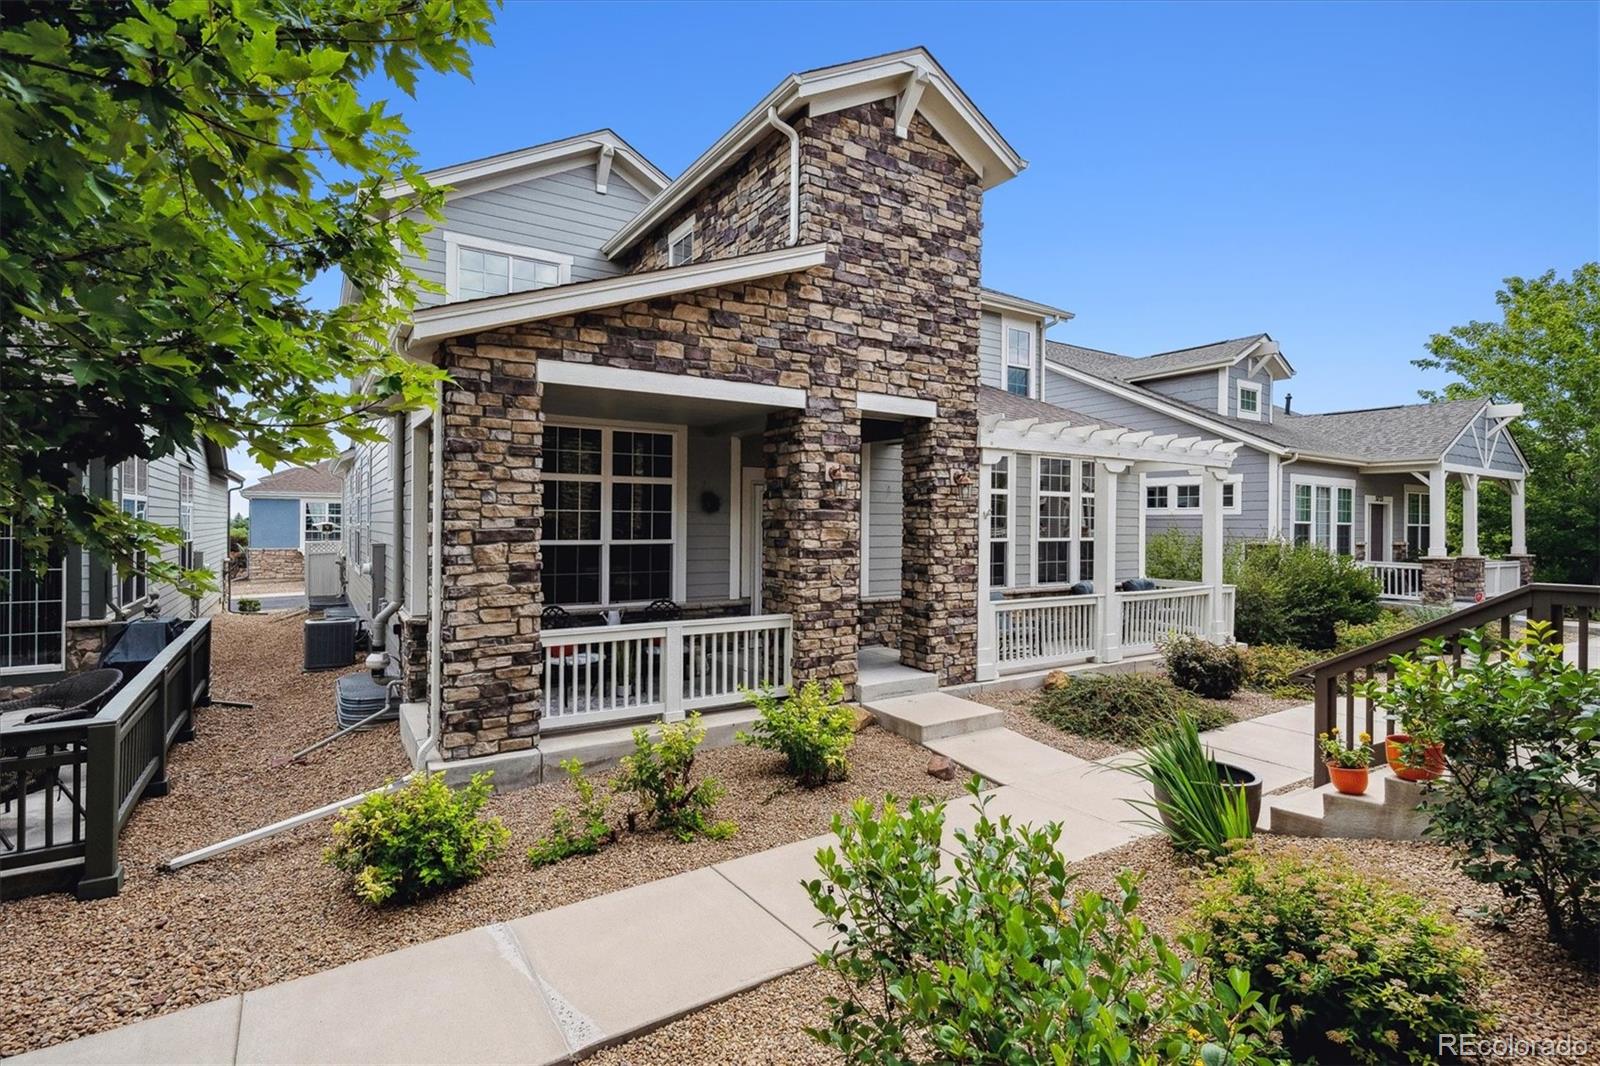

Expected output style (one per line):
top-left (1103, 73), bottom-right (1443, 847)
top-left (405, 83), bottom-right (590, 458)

top-left (1153, 761), bottom-right (1263, 829)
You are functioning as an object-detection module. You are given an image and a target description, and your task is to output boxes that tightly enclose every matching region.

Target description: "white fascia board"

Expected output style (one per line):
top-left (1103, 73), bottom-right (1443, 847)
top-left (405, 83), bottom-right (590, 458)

top-left (242, 489), bottom-right (342, 501)
top-left (981, 424), bottom-right (1236, 469)
top-left (857, 391), bottom-right (937, 419)
top-left (1442, 462), bottom-right (1524, 479)
top-left (407, 243), bottom-right (831, 353)
top-left (601, 48), bottom-right (1024, 258)
top-left (978, 289), bottom-right (1074, 321)
top-left (1042, 360), bottom-right (1288, 456)
top-left (381, 130), bottom-right (669, 202)
top-left (1485, 402), bottom-right (1524, 418)
top-left (539, 359), bottom-right (807, 410)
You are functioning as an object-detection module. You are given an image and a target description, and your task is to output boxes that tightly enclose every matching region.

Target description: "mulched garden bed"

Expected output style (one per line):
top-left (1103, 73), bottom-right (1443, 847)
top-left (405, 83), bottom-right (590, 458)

top-left (0, 611), bottom-right (961, 1058)
top-left (594, 835), bottom-right (1600, 1065)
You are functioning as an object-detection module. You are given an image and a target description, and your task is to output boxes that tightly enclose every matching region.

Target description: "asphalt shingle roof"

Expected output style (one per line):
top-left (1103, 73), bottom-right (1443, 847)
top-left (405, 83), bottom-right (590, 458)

top-left (977, 385), bottom-right (1127, 430)
top-left (242, 460), bottom-right (343, 497)
top-left (1043, 339), bottom-right (1491, 464)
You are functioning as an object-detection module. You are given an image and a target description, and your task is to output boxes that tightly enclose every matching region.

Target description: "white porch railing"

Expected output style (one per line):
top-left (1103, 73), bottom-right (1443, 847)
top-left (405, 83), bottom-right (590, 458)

top-left (1360, 561), bottom-right (1423, 601)
top-left (1121, 586), bottom-right (1212, 651)
top-left (994, 595), bottom-right (1099, 674)
top-left (1484, 560), bottom-right (1523, 599)
top-left (540, 614), bottom-right (793, 731)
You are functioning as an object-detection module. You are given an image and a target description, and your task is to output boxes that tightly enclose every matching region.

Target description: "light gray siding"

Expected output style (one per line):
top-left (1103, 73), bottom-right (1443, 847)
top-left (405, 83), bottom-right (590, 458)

top-left (343, 421), bottom-right (400, 653)
top-left (147, 445), bottom-right (228, 618)
top-left (1355, 472), bottom-right (1416, 560)
top-left (978, 312), bottom-right (1003, 392)
top-left (403, 165), bottom-right (652, 307)
top-left (685, 432), bottom-right (732, 603)
top-left (1145, 371), bottom-right (1221, 413)
top-left (1444, 407), bottom-right (1525, 474)
top-left (1116, 474), bottom-right (1140, 579)
top-left (1144, 446), bottom-right (1274, 544)
top-left (865, 442), bottom-right (903, 598)
top-left (1280, 458), bottom-right (1365, 551)
top-left (1226, 362), bottom-right (1274, 423)
top-left (1009, 453), bottom-right (1033, 587)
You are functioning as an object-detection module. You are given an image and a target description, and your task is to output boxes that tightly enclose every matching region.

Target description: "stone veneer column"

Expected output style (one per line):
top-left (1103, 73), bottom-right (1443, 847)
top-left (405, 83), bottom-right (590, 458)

top-left (762, 403), bottom-right (859, 692)
top-left (1506, 554), bottom-right (1537, 586)
top-left (1420, 557), bottom-right (1456, 606)
top-left (1453, 556), bottom-right (1487, 602)
top-left (900, 413), bottom-right (979, 685)
top-left (437, 336), bottom-right (543, 760)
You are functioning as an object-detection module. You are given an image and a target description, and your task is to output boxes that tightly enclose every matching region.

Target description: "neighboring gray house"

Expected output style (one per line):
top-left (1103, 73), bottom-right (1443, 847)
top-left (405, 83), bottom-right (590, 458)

top-left (1044, 336), bottom-right (1532, 604)
top-left (239, 461), bottom-right (343, 582)
top-left (1, 442), bottom-right (236, 686)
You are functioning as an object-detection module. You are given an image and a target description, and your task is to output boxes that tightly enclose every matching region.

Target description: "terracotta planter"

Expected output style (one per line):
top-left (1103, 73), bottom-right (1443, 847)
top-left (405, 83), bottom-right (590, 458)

top-left (1327, 762), bottom-right (1371, 796)
top-left (1386, 733), bottom-right (1444, 782)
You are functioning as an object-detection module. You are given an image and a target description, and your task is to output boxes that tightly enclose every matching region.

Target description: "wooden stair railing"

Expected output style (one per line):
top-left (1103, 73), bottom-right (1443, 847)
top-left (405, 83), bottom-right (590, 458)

top-left (1304, 583), bottom-right (1599, 787)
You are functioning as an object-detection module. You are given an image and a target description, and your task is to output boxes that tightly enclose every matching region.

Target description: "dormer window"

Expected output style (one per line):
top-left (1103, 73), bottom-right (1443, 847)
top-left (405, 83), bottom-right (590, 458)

top-left (667, 217), bottom-right (696, 266)
top-left (1005, 325), bottom-right (1033, 396)
top-left (1236, 381), bottom-right (1262, 421)
top-left (444, 233), bottom-right (572, 302)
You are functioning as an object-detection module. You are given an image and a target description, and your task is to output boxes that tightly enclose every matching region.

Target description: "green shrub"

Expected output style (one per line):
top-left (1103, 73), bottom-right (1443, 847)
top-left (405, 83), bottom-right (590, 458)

top-left (613, 712), bottom-right (735, 842)
top-left (739, 678), bottom-right (854, 787)
top-left (236, 597), bottom-right (261, 613)
top-left (1125, 710), bottom-right (1253, 856)
top-left (1331, 605), bottom-right (1447, 652)
top-left (528, 759), bottom-right (615, 868)
top-left (1363, 625), bottom-right (1600, 966)
top-left (1144, 527), bottom-right (1204, 582)
top-left (1230, 541), bottom-right (1380, 650)
top-left (806, 782), bottom-right (1281, 1064)
top-left (1239, 643), bottom-right (1320, 698)
top-left (1163, 634), bottom-right (1245, 698)
top-left (1031, 672), bottom-right (1230, 746)
top-left (325, 772), bottom-right (508, 906)
top-left (1189, 849), bottom-right (1491, 1064)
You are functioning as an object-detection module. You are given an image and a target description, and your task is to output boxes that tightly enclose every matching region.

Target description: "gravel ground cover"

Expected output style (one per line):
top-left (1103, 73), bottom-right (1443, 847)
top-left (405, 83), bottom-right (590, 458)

top-left (0, 612), bottom-right (960, 1057)
top-left (972, 676), bottom-right (1304, 761)
top-left (596, 835), bottom-right (1600, 1065)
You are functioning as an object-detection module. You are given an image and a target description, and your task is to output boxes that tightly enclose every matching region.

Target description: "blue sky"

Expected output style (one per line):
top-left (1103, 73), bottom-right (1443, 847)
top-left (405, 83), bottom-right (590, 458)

top-left (249, 1), bottom-right (1597, 488)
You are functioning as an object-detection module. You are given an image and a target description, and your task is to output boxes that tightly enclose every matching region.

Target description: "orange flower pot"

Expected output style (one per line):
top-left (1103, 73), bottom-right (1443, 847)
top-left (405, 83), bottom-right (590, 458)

top-left (1386, 733), bottom-right (1445, 782)
top-left (1327, 763), bottom-right (1371, 796)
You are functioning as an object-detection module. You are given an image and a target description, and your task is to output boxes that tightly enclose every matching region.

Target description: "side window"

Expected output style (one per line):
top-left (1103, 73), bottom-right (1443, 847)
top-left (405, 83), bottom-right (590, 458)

top-left (1237, 381), bottom-right (1261, 420)
top-left (667, 217), bottom-right (696, 267)
top-left (446, 234), bottom-right (571, 302)
top-left (1005, 326), bottom-right (1033, 397)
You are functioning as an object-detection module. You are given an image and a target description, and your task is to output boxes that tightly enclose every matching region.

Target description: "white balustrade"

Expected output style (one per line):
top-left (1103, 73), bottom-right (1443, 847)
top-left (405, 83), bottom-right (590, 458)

top-left (1360, 561), bottom-right (1423, 601)
top-left (1484, 560), bottom-right (1524, 599)
top-left (993, 595), bottom-right (1099, 673)
top-left (1120, 586), bottom-right (1211, 650)
top-left (540, 614), bottom-right (793, 729)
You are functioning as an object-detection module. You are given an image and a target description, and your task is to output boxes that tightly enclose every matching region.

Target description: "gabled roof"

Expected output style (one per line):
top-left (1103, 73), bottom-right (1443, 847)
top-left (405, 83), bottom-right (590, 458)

top-left (241, 460), bottom-right (343, 498)
top-left (1049, 334), bottom-right (1291, 383)
top-left (381, 129), bottom-right (669, 202)
top-left (979, 287), bottom-right (1074, 322)
top-left (979, 386), bottom-right (1239, 469)
top-left (602, 47), bottom-right (1025, 258)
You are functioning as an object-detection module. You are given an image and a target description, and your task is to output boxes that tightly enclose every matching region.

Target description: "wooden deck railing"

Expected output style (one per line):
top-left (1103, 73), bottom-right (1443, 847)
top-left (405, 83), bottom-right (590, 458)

top-left (1, 617), bottom-right (212, 900)
top-left (1306, 584), bottom-right (1598, 787)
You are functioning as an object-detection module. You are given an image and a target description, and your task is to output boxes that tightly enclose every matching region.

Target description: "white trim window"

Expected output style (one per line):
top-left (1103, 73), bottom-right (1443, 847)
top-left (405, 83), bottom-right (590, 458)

top-left (304, 501), bottom-right (342, 543)
top-left (1236, 380), bottom-right (1262, 421)
top-left (1036, 458), bottom-right (1095, 585)
top-left (178, 465), bottom-right (195, 568)
top-left (444, 232), bottom-right (573, 302)
top-left (349, 449), bottom-right (371, 571)
top-left (1145, 475), bottom-right (1241, 515)
top-left (1004, 323), bottom-right (1033, 397)
top-left (1077, 460), bottom-right (1095, 582)
top-left (666, 216), bottom-right (696, 267)
top-left (0, 525), bottom-right (66, 673)
top-left (989, 456), bottom-right (1010, 587)
top-left (1404, 487), bottom-right (1427, 560)
top-left (542, 423), bottom-right (683, 607)
top-left (115, 457), bottom-right (149, 606)
top-left (1291, 476), bottom-right (1355, 555)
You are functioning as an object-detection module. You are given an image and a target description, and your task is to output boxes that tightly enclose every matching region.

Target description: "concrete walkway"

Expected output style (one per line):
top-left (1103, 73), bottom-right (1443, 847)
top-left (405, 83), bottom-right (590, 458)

top-left (16, 703), bottom-right (1314, 1065)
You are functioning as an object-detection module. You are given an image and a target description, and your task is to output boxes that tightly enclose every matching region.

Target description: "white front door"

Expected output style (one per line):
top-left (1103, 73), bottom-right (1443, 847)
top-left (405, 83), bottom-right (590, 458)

top-left (741, 470), bottom-right (764, 612)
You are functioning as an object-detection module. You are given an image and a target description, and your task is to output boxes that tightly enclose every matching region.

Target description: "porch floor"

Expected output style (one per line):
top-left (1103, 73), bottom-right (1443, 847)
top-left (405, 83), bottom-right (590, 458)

top-left (856, 645), bottom-right (939, 702)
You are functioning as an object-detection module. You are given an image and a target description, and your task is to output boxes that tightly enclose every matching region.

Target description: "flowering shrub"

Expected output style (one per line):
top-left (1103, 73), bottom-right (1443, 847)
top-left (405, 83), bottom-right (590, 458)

top-left (1188, 848), bottom-right (1490, 1065)
top-left (1316, 729), bottom-right (1371, 769)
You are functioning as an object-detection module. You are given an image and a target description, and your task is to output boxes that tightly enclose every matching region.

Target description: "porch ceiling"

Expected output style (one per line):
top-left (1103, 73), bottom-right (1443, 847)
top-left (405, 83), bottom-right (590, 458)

top-left (543, 382), bottom-right (785, 428)
top-left (539, 358), bottom-right (807, 428)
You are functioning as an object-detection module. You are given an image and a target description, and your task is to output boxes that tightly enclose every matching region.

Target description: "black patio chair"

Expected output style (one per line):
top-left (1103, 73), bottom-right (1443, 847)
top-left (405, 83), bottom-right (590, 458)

top-left (641, 598), bottom-right (682, 623)
top-left (0, 668), bottom-right (124, 722)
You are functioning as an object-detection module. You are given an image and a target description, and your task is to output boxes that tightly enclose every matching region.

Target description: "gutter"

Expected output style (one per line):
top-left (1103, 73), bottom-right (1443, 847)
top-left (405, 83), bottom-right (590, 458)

top-left (421, 382), bottom-right (446, 767)
top-left (764, 107), bottom-right (800, 246)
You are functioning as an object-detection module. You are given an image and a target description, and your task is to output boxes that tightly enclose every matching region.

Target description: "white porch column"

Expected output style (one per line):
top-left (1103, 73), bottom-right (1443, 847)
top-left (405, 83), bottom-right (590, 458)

top-left (1094, 460), bottom-right (1125, 662)
top-left (1460, 473), bottom-right (1480, 557)
top-left (1427, 465), bottom-right (1448, 558)
top-left (1510, 479), bottom-right (1527, 555)
top-left (1201, 467), bottom-right (1228, 639)
top-left (976, 451), bottom-right (998, 682)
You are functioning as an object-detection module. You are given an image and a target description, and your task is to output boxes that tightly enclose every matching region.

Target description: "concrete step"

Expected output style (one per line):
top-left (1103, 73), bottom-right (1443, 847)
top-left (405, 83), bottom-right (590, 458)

top-left (856, 657), bottom-right (940, 703)
top-left (864, 692), bottom-right (1004, 743)
top-left (1264, 767), bottom-right (1433, 840)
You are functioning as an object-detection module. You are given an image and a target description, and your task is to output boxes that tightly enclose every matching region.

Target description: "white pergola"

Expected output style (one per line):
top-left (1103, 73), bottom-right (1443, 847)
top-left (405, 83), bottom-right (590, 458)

top-left (977, 414), bottom-right (1241, 680)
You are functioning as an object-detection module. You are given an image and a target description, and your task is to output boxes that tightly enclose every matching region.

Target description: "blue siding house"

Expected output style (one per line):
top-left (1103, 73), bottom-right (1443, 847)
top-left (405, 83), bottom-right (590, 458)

top-left (239, 461), bottom-right (343, 582)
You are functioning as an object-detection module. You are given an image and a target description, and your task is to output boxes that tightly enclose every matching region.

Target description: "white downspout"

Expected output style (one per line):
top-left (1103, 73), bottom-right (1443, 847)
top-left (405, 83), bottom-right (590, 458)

top-left (1274, 451), bottom-right (1302, 540)
top-left (764, 107), bottom-right (800, 246)
top-left (420, 381), bottom-right (446, 767)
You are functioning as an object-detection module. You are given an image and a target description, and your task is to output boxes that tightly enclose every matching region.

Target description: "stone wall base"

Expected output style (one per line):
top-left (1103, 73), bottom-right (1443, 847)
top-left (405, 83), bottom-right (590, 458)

top-left (859, 596), bottom-right (901, 649)
top-left (65, 619), bottom-right (114, 673)
top-left (247, 548), bottom-right (304, 582)
top-left (1452, 556), bottom-right (1486, 603)
top-left (399, 615), bottom-right (429, 703)
top-left (1420, 557), bottom-right (1456, 605)
top-left (1505, 554), bottom-right (1537, 585)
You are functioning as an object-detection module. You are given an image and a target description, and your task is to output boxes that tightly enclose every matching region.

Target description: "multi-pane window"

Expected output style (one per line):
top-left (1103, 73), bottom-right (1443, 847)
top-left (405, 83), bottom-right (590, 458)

top-left (541, 425), bottom-right (677, 607)
top-left (349, 449), bottom-right (370, 569)
top-left (454, 245), bottom-right (564, 301)
top-left (1077, 461), bottom-right (1095, 581)
top-left (1222, 481), bottom-right (1237, 511)
top-left (1293, 480), bottom-right (1356, 555)
top-left (1145, 483), bottom-right (1169, 511)
top-left (1292, 483), bottom-right (1313, 545)
top-left (1146, 477), bottom-right (1239, 514)
top-left (178, 465), bottom-right (195, 568)
top-left (1335, 487), bottom-right (1354, 556)
top-left (1175, 483), bottom-right (1200, 509)
top-left (1237, 383), bottom-right (1261, 418)
top-left (989, 457), bottom-right (1009, 587)
top-left (305, 501), bottom-right (342, 542)
top-left (1, 525), bottom-right (65, 672)
top-left (1005, 326), bottom-right (1033, 396)
top-left (115, 457), bottom-right (148, 606)
top-left (667, 218), bottom-right (696, 266)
